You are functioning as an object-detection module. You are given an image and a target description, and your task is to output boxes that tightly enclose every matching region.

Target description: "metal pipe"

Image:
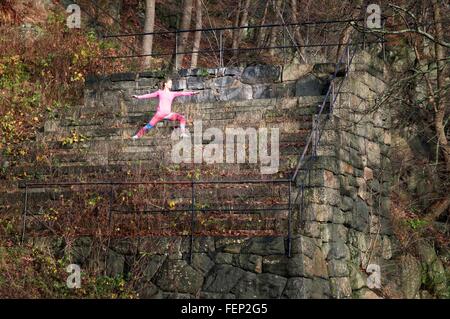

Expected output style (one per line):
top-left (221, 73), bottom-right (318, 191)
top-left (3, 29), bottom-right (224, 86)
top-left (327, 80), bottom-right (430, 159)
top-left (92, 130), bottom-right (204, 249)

top-left (190, 181), bottom-right (195, 264)
top-left (111, 206), bottom-right (290, 214)
top-left (175, 32), bottom-right (178, 70)
top-left (101, 40), bottom-right (385, 60)
top-left (23, 178), bottom-right (292, 188)
top-left (287, 180), bottom-right (292, 258)
top-left (21, 185), bottom-right (28, 244)
top-left (219, 30), bottom-right (224, 68)
top-left (103, 18), bottom-right (367, 39)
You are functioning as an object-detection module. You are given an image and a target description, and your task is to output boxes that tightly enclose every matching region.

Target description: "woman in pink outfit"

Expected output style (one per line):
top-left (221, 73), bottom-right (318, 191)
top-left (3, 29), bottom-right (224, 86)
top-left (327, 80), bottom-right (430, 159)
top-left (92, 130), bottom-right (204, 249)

top-left (131, 79), bottom-right (199, 139)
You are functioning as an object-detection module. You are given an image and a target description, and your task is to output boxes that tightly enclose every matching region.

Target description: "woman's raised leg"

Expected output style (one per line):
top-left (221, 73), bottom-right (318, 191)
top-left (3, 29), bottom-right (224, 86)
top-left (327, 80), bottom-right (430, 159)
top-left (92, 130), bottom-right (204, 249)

top-left (132, 112), bottom-right (165, 139)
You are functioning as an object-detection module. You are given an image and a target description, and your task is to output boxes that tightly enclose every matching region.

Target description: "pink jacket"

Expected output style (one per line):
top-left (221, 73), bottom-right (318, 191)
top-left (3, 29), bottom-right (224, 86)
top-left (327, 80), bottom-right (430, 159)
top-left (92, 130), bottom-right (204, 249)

top-left (135, 89), bottom-right (195, 114)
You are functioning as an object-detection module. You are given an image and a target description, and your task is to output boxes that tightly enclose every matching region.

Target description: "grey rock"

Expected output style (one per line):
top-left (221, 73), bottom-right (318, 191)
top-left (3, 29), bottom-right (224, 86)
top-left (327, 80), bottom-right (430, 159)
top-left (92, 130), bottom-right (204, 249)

top-left (328, 260), bottom-right (350, 277)
top-left (215, 238), bottom-right (247, 253)
top-left (400, 254), bottom-right (422, 299)
top-left (341, 196), bottom-right (353, 212)
top-left (241, 65), bottom-right (280, 84)
top-left (313, 63), bottom-right (346, 77)
top-left (231, 272), bottom-right (287, 298)
top-left (224, 67), bottom-right (243, 76)
top-left (417, 242), bottom-right (448, 298)
top-left (203, 264), bottom-right (246, 293)
top-left (330, 277), bottom-right (352, 298)
top-left (105, 250), bottom-right (125, 277)
top-left (282, 277), bottom-right (313, 298)
top-left (153, 259), bottom-right (204, 294)
top-left (252, 84), bottom-right (274, 99)
top-left (187, 76), bottom-right (205, 90)
top-left (235, 254), bottom-right (263, 273)
top-left (199, 292), bottom-right (236, 299)
top-left (355, 288), bottom-right (382, 299)
top-left (70, 237), bottom-right (93, 265)
top-left (161, 292), bottom-right (194, 299)
top-left (349, 263), bottom-right (367, 290)
top-left (138, 254), bottom-right (166, 280)
top-left (295, 74), bottom-right (328, 96)
top-left (262, 255), bottom-right (289, 276)
top-left (218, 85), bottom-right (253, 101)
top-left (192, 237), bottom-right (215, 253)
top-left (214, 252), bottom-right (234, 264)
top-left (311, 278), bottom-right (332, 298)
top-left (135, 280), bottom-right (160, 299)
top-left (282, 63), bottom-right (313, 81)
top-left (353, 198), bottom-right (370, 232)
top-left (209, 76), bottom-right (236, 88)
top-left (191, 253), bottom-right (215, 274)
top-left (291, 236), bottom-right (318, 258)
top-left (110, 72), bottom-right (136, 82)
top-left (327, 240), bottom-right (351, 260)
top-left (242, 237), bottom-right (285, 255)
top-left (171, 78), bottom-right (187, 91)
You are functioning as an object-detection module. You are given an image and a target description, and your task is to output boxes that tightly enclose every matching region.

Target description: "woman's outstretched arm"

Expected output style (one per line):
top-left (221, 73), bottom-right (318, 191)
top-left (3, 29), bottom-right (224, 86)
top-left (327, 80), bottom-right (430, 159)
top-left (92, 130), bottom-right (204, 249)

top-left (172, 91), bottom-right (199, 97)
top-left (132, 91), bottom-right (159, 99)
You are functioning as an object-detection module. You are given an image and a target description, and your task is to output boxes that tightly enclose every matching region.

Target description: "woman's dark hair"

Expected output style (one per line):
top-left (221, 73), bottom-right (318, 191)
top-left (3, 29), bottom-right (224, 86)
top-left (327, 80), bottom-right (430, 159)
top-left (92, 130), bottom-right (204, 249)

top-left (158, 78), bottom-right (171, 90)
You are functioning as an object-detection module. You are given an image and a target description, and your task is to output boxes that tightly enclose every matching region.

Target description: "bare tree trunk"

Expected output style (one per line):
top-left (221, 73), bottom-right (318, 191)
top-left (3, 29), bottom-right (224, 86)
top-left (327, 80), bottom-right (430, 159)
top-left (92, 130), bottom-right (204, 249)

top-left (256, 1), bottom-right (270, 48)
top-left (175, 0), bottom-right (194, 69)
top-left (232, 0), bottom-right (250, 58)
top-left (290, 0), bottom-right (306, 62)
top-left (240, 0), bottom-right (250, 40)
top-left (427, 0), bottom-right (450, 221)
top-left (336, 0), bottom-right (363, 61)
top-left (232, 1), bottom-right (242, 52)
top-left (190, 0), bottom-right (202, 68)
top-left (142, 0), bottom-right (156, 68)
top-left (269, 0), bottom-right (282, 56)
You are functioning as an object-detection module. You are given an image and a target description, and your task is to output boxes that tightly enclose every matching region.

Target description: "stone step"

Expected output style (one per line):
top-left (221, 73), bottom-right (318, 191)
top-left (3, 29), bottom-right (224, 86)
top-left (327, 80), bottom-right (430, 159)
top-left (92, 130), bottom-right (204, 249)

top-left (80, 96), bottom-right (326, 117)
top-left (42, 131), bottom-right (309, 150)
top-left (1, 181), bottom-right (293, 215)
top-left (45, 111), bottom-right (314, 133)
top-left (41, 123), bottom-right (313, 144)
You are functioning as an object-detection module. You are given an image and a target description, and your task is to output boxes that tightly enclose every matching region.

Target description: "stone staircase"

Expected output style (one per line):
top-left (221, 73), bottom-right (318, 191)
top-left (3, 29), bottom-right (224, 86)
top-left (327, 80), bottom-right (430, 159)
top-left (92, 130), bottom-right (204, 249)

top-left (1, 65), bottom-right (330, 239)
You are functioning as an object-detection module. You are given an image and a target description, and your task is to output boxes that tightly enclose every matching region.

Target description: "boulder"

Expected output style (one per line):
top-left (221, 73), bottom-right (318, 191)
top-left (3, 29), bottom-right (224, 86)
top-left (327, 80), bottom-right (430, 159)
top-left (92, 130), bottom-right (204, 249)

top-left (203, 264), bottom-right (246, 293)
top-left (282, 277), bottom-right (313, 298)
top-left (241, 65), bottom-right (280, 84)
top-left (231, 272), bottom-right (287, 298)
top-left (400, 254), bottom-right (422, 299)
top-left (153, 259), bottom-right (204, 294)
top-left (295, 74), bottom-right (328, 96)
top-left (283, 64), bottom-right (313, 81)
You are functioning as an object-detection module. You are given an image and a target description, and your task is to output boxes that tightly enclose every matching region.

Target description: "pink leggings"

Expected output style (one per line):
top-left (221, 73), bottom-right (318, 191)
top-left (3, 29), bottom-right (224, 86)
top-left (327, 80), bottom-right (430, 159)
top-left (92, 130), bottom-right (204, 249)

top-left (149, 112), bottom-right (186, 127)
top-left (136, 112), bottom-right (186, 138)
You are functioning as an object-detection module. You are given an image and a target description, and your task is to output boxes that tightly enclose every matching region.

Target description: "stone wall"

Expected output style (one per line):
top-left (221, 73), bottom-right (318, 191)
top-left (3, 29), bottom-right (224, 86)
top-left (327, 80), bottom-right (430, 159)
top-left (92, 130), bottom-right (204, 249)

top-left (83, 63), bottom-right (327, 111)
top-left (292, 51), bottom-right (394, 298)
top-left (47, 52), bottom-right (396, 299)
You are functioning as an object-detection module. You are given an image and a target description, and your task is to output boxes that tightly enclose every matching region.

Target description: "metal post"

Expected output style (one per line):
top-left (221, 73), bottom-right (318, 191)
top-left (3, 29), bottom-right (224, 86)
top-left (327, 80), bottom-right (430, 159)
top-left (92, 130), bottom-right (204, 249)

top-left (287, 180), bottom-right (292, 258)
top-left (382, 17), bottom-right (386, 62)
top-left (104, 185), bottom-right (114, 276)
top-left (175, 32), bottom-right (178, 70)
top-left (312, 116), bottom-right (318, 158)
top-left (363, 14), bottom-right (366, 50)
top-left (21, 184), bottom-right (28, 244)
top-left (108, 185), bottom-right (113, 226)
top-left (300, 183), bottom-right (304, 220)
top-left (346, 46), bottom-right (350, 74)
top-left (282, 25), bottom-right (286, 66)
top-left (331, 81), bottom-right (335, 114)
top-left (189, 181), bottom-right (195, 264)
top-left (219, 30), bottom-right (224, 68)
